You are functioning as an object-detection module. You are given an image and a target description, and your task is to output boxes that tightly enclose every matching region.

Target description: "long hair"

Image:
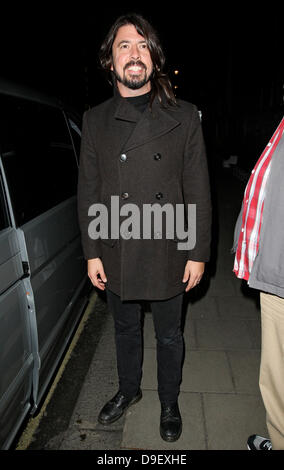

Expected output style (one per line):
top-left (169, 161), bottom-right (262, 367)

top-left (99, 13), bottom-right (177, 107)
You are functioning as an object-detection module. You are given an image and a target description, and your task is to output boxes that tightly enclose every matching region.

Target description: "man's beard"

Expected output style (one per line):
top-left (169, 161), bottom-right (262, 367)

top-left (113, 60), bottom-right (153, 90)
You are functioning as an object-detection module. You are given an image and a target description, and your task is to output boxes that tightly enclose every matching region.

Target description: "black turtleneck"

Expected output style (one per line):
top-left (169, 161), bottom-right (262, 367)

top-left (125, 91), bottom-right (151, 113)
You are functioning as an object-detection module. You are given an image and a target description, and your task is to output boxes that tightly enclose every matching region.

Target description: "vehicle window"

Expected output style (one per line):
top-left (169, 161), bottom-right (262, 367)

top-left (0, 176), bottom-right (9, 230)
top-left (0, 94), bottom-right (78, 226)
top-left (67, 116), bottom-right (82, 164)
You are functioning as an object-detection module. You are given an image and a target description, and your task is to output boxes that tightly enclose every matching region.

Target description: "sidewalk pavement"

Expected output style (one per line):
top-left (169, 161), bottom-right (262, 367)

top-left (23, 167), bottom-right (268, 451)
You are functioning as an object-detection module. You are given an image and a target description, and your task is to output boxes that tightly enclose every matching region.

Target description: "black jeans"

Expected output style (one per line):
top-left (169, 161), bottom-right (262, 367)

top-left (106, 288), bottom-right (184, 404)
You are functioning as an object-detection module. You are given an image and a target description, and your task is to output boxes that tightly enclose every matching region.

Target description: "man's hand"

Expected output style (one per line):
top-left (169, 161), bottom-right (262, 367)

top-left (87, 258), bottom-right (107, 291)
top-left (182, 260), bottom-right (205, 292)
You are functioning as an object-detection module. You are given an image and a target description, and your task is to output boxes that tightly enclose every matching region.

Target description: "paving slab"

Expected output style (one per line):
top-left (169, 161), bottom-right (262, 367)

top-left (181, 350), bottom-right (234, 393)
top-left (188, 297), bottom-right (220, 320)
top-left (121, 390), bottom-right (206, 450)
top-left (206, 276), bottom-right (236, 297)
top-left (143, 313), bottom-right (157, 348)
top-left (203, 393), bottom-right (267, 450)
top-left (194, 318), bottom-right (255, 350)
top-left (227, 350), bottom-right (261, 394)
top-left (217, 295), bottom-right (260, 319)
top-left (141, 348), bottom-right (157, 391)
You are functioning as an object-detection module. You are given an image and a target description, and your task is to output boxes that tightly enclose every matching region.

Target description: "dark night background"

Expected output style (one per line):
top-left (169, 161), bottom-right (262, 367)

top-left (1, 4), bottom-right (283, 170)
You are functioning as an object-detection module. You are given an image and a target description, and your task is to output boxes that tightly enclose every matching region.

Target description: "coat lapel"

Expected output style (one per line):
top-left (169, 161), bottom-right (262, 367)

top-left (114, 95), bottom-right (142, 123)
top-left (113, 95), bottom-right (181, 153)
top-left (106, 96), bottom-right (140, 158)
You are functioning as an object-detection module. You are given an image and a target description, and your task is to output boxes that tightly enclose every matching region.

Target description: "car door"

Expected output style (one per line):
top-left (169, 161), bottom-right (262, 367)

top-left (0, 92), bottom-right (87, 448)
top-left (0, 166), bottom-right (36, 450)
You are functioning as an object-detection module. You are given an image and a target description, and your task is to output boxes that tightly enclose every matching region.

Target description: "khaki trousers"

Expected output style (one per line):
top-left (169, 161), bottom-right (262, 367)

top-left (260, 292), bottom-right (284, 450)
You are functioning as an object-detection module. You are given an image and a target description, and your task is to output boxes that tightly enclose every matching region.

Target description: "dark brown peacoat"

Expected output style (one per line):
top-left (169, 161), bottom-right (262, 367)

top-left (77, 92), bottom-right (212, 300)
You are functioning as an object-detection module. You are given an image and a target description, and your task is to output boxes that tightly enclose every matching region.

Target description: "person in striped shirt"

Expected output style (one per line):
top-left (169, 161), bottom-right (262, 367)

top-left (233, 117), bottom-right (284, 450)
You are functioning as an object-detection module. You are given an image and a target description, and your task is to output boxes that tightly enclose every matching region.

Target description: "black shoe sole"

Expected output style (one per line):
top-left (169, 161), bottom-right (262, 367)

top-left (98, 391), bottom-right (142, 425)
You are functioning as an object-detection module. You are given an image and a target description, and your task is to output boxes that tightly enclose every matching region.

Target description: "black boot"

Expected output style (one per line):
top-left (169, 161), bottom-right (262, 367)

top-left (160, 402), bottom-right (182, 442)
top-left (98, 389), bottom-right (142, 425)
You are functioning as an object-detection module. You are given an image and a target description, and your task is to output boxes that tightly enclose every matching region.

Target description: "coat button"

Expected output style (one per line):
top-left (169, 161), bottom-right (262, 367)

top-left (121, 192), bottom-right (129, 199)
top-left (154, 153), bottom-right (161, 160)
top-left (155, 192), bottom-right (163, 200)
top-left (120, 153), bottom-right (127, 162)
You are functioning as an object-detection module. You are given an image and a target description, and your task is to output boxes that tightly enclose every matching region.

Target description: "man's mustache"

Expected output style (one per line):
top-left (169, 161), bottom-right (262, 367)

top-left (124, 60), bottom-right (146, 71)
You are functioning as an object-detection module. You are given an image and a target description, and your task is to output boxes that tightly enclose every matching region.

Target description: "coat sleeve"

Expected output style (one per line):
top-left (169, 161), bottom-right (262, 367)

top-left (182, 106), bottom-right (212, 262)
top-left (77, 110), bottom-right (102, 260)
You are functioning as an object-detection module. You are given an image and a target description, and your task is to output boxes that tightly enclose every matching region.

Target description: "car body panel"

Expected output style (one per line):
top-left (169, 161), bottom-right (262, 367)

top-left (0, 80), bottom-right (88, 449)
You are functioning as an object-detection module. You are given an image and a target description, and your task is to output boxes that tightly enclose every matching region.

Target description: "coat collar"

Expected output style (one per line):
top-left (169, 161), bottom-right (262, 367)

top-left (114, 93), bottom-right (143, 123)
top-left (113, 92), bottom-right (181, 152)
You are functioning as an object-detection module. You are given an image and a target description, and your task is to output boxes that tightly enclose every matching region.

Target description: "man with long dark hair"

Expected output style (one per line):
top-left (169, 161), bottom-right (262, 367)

top-left (77, 13), bottom-right (211, 442)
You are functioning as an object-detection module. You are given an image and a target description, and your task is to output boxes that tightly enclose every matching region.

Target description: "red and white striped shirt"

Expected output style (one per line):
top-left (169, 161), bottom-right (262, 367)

top-left (234, 117), bottom-right (284, 280)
